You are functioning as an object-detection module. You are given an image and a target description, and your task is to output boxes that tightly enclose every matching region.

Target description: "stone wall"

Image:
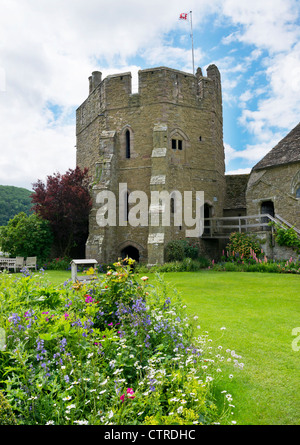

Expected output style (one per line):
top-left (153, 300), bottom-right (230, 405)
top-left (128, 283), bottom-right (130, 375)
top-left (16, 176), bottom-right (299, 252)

top-left (246, 162), bottom-right (300, 228)
top-left (76, 65), bottom-right (225, 264)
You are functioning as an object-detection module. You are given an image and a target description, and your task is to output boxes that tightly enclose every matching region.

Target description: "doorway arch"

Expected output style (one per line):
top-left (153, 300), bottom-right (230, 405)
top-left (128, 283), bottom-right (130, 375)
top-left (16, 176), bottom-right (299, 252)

top-left (121, 245), bottom-right (140, 263)
top-left (261, 200), bottom-right (274, 230)
top-left (261, 200), bottom-right (274, 217)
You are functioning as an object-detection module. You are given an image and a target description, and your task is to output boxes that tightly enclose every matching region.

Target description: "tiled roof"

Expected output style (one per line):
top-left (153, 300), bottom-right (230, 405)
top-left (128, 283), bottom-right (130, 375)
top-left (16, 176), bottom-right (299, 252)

top-left (253, 122), bottom-right (300, 171)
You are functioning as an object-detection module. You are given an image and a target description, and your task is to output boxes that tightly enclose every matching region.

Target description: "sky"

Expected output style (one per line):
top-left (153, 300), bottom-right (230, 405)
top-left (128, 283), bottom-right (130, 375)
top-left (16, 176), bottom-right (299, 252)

top-left (0, 0), bottom-right (299, 191)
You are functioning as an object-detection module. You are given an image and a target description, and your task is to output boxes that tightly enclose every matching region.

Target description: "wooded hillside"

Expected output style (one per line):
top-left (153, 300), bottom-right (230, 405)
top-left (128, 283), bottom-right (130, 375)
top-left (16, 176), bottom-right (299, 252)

top-left (0, 185), bottom-right (32, 226)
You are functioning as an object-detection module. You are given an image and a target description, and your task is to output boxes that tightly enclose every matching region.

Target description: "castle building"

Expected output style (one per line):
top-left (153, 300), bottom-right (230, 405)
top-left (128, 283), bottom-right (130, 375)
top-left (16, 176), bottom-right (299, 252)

top-left (76, 65), bottom-right (226, 264)
top-left (76, 65), bottom-right (300, 264)
top-left (246, 122), bottom-right (300, 229)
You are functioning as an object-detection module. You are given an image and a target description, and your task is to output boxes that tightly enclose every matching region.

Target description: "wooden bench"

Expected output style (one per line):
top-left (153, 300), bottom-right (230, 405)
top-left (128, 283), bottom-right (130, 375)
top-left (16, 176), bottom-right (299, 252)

top-left (70, 259), bottom-right (98, 282)
top-left (0, 256), bottom-right (34, 273)
top-left (25, 257), bottom-right (37, 270)
top-left (0, 258), bottom-right (16, 272)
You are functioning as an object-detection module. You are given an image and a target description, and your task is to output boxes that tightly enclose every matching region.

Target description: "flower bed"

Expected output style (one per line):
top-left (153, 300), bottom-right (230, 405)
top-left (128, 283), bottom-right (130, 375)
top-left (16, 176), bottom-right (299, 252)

top-left (0, 261), bottom-right (242, 425)
top-left (211, 249), bottom-right (300, 274)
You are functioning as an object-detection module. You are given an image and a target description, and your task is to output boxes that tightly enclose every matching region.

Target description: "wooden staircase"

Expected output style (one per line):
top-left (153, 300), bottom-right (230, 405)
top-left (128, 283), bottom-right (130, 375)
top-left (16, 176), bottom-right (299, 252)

top-left (201, 213), bottom-right (300, 240)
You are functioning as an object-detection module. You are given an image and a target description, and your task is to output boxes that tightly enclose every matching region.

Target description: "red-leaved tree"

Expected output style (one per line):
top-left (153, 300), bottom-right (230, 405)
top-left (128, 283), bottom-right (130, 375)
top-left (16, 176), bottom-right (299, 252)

top-left (31, 167), bottom-right (92, 258)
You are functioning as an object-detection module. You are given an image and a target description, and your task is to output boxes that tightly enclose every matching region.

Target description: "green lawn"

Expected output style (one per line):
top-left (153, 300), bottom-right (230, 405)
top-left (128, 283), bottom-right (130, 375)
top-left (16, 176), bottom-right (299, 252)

top-left (162, 271), bottom-right (300, 425)
top-left (31, 269), bottom-right (300, 425)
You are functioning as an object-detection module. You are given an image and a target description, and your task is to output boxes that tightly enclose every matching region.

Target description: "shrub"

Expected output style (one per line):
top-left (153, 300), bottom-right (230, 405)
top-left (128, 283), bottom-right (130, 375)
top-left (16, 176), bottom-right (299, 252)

top-left (165, 240), bottom-right (199, 262)
top-left (0, 212), bottom-right (53, 261)
top-left (226, 232), bottom-right (262, 260)
top-left (0, 260), bottom-right (243, 425)
top-left (165, 240), bottom-right (185, 262)
top-left (272, 224), bottom-right (300, 253)
top-left (43, 257), bottom-right (71, 270)
top-left (0, 391), bottom-right (17, 425)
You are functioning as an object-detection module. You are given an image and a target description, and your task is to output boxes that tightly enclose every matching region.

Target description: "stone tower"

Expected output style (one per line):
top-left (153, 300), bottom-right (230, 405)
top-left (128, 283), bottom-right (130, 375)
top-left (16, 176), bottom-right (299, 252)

top-left (76, 65), bottom-right (226, 265)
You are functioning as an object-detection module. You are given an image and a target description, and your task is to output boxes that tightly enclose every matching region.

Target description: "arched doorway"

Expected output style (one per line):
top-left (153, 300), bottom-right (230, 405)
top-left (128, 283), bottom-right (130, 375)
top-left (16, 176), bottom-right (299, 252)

top-left (261, 200), bottom-right (274, 229)
top-left (121, 245), bottom-right (140, 263)
top-left (261, 200), bottom-right (274, 217)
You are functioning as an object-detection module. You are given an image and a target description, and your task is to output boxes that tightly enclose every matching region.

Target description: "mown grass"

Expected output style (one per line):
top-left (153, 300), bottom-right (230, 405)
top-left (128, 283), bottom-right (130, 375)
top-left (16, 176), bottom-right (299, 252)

top-left (24, 269), bottom-right (300, 425)
top-left (163, 271), bottom-right (300, 425)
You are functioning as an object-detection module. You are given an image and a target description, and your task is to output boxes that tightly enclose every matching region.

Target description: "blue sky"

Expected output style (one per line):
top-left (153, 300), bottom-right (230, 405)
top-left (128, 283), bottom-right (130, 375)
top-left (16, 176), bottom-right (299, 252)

top-left (0, 0), bottom-right (299, 190)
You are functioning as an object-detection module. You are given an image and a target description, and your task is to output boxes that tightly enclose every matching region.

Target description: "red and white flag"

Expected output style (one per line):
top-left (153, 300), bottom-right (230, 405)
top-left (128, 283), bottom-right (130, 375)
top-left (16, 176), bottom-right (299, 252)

top-left (179, 12), bottom-right (188, 20)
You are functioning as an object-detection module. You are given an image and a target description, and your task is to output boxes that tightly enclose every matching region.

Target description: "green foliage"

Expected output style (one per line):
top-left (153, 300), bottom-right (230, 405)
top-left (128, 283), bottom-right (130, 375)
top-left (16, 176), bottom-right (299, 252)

top-left (226, 232), bottom-right (262, 260)
top-left (273, 224), bottom-right (300, 252)
top-left (0, 261), bottom-right (241, 425)
top-left (0, 185), bottom-right (32, 226)
top-left (0, 391), bottom-right (17, 425)
top-left (165, 239), bottom-right (199, 262)
top-left (0, 212), bottom-right (53, 261)
top-left (43, 257), bottom-right (72, 271)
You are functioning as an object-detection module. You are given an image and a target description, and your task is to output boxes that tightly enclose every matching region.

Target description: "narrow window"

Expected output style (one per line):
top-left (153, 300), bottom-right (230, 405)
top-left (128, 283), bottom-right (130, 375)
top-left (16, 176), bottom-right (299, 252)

top-left (126, 192), bottom-right (129, 221)
top-left (170, 197), bottom-right (175, 214)
top-left (296, 187), bottom-right (300, 198)
top-left (172, 139), bottom-right (176, 150)
top-left (125, 130), bottom-right (130, 159)
top-left (178, 140), bottom-right (183, 150)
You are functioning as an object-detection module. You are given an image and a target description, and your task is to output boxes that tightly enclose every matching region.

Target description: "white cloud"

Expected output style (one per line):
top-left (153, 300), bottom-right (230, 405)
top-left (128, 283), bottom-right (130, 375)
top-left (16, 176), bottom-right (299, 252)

top-left (221, 0), bottom-right (300, 53)
top-left (0, 0), bottom-right (299, 191)
top-left (0, 0), bottom-right (221, 189)
top-left (225, 168), bottom-right (251, 175)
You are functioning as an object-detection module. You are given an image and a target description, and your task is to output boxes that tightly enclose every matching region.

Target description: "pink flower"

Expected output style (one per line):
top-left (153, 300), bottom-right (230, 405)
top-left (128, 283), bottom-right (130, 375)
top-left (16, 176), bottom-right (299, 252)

top-left (120, 388), bottom-right (135, 402)
top-left (85, 295), bottom-right (94, 303)
top-left (127, 388), bottom-right (135, 399)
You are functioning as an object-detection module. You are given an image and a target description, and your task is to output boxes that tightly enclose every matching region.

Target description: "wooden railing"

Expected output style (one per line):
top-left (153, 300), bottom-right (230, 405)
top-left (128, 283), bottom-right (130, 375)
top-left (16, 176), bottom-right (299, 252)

top-left (201, 214), bottom-right (300, 239)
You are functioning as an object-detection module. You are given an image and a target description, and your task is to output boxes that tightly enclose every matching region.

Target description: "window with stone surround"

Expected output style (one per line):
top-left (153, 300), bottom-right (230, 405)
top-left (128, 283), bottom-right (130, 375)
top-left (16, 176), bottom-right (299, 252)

top-left (125, 130), bottom-right (131, 158)
top-left (120, 126), bottom-right (134, 160)
top-left (171, 138), bottom-right (183, 150)
top-left (296, 187), bottom-right (300, 199)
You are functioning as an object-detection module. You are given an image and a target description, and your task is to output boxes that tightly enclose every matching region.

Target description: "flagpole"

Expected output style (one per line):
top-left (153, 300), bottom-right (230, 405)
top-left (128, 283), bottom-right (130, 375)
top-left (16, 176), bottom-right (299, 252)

top-left (190, 11), bottom-right (195, 75)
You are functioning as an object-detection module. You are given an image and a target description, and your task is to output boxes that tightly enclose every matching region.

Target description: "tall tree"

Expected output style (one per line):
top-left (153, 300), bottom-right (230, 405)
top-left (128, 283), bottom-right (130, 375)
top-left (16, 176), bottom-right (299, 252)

top-left (31, 167), bottom-right (92, 257)
top-left (0, 212), bottom-right (53, 260)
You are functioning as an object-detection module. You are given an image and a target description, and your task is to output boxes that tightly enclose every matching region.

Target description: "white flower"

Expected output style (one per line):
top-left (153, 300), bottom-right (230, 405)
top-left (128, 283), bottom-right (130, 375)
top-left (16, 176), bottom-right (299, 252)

top-left (67, 403), bottom-right (76, 410)
top-left (46, 421), bottom-right (55, 425)
top-left (100, 379), bottom-right (108, 385)
top-left (108, 410), bottom-right (114, 419)
top-left (99, 389), bottom-right (107, 394)
top-left (177, 406), bottom-right (183, 414)
top-left (220, 327), bottom-right (226, 330)
top-left (62, 396), bottom-right (71, 401)
top-left (229, 374), bottom-right (234, 379)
